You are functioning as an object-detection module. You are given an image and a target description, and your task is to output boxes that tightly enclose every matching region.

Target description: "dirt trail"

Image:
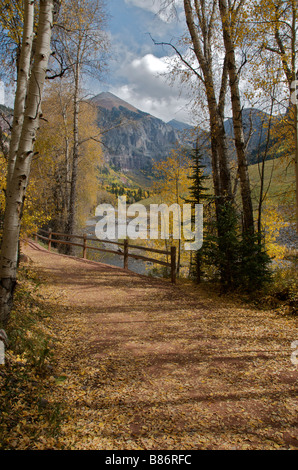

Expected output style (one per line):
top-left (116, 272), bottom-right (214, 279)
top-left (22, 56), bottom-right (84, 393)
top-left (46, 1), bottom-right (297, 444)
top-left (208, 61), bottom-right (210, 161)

top-left (21, 240), bottom-right (298, 450)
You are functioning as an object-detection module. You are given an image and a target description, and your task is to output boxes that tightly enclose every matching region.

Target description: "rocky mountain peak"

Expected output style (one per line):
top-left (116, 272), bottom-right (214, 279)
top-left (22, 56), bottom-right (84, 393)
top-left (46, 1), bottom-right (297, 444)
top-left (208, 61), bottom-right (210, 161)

top-left (91, 92), bottom-right (143, 114)
top-left (92, 92), bottom-right (182, 172)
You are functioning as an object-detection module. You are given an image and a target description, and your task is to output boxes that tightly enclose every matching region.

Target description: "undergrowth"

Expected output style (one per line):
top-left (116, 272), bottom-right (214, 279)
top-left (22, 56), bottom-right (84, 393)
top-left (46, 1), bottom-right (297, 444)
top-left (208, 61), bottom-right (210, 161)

top-left (260, 264), bottom-right (298, 316)
top-left (0, 264), bottom-right (65, 450)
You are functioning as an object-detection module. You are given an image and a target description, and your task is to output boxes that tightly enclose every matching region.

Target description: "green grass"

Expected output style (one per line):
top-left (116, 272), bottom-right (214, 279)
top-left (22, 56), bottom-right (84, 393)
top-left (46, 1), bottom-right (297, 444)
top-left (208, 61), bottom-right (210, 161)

top-left (248, 156), bottom-right (295, 209)
top-left (204, 156), bottom-right (295, 215)
top-left (99, 166), bottom-right (153, 191)
top-left (99, 155), bottom-right (295, 220)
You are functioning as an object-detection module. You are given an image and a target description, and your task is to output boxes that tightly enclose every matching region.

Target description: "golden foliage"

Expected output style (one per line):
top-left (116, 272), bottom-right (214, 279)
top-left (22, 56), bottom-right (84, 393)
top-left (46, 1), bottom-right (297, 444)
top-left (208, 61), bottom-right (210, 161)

top-left (261, 202), bottom-right (287, 261)
top-left (148, 147), bottom-right (193, 277)
top-left (0, 151), bottom-right (49, 237)
top-left (32, 81), bottom-right (104, 231)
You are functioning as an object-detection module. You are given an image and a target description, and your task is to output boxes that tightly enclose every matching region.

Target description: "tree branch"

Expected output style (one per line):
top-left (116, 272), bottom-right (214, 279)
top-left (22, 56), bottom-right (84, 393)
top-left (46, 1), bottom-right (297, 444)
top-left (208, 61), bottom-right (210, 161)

top-left (150, 34), bottom-right (205, 83)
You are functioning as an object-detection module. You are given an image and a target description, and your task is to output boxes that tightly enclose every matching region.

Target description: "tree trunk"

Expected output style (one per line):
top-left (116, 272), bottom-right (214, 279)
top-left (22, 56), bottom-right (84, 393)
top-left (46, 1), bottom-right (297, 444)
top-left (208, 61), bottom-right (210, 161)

top-left (218, 0), bottom-right (254, 235)
top-left (294, 89), bottom-right (298, 234)
top-left (0, 0), bottom-right (54, 327)
top-left (183, 0), bottom-right (233, 203)
top-left (58, 86), bottom-right (72, 230)
top-left (66, 61), bottom-right (80, 253)
top-left (257, 95), bottom-right (275, 237)
top-left (6, 0), bottom-right (35, 189)
top-left (183, 0), bottom-right (236, 286)
top-left (292, 3), bottom-right (298, 233)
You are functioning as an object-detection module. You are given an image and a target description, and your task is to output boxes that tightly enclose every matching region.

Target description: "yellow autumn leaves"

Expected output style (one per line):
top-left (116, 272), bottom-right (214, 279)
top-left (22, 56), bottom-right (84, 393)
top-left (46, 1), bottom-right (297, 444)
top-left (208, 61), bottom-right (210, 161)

top-left (30, 80), bottom-right (104, 233)
top-left (0, 85), bottom-right (103, 238)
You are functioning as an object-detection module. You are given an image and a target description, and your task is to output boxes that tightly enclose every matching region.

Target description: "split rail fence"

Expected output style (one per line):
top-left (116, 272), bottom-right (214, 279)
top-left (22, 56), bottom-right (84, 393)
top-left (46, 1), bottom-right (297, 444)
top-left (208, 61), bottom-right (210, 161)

top-left (33, 229), bottom-right (177, 284)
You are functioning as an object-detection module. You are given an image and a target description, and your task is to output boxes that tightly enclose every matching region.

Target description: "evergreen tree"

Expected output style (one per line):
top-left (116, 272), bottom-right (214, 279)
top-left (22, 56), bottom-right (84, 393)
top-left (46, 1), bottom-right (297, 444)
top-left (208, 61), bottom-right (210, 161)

top-left (186, 142), bottom-right (209, 283)
top-left (204, 203), bottom-right (272, 292)
top-left (204, 202), bottom-right (240, 289)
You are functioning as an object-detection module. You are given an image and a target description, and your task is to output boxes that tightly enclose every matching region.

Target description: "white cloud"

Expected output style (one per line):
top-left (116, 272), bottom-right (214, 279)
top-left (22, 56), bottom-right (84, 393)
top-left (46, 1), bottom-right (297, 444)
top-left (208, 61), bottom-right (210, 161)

top-left (107, 52), bottom-right (194, 123)
top-left (131, 54), bottom-right (169, 74)
top-left (90, 4), bottom-right (195, 125)
top-left (125, 0), bottom-right (161, 13)
top-left (124, 0), bottom-right (181, 23)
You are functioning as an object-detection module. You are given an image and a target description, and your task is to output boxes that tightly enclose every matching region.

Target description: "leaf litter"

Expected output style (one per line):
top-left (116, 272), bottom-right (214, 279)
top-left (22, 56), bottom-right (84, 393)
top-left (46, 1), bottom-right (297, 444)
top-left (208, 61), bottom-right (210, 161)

top-left (1, 240), bottom-right (297, 450)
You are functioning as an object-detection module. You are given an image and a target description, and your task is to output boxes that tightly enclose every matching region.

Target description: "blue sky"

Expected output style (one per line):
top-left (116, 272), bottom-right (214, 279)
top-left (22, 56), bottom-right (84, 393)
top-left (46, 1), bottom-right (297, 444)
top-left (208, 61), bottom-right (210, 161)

top-left (90, 0), bottom-right (194, 124)
top-left (0, 0), bottom-right (195, 124)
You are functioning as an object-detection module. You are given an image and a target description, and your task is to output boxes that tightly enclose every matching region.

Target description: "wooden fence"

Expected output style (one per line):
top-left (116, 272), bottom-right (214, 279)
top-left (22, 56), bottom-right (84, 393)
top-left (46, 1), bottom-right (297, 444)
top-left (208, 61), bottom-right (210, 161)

top-left (33, 229), bottom-right (177, 284)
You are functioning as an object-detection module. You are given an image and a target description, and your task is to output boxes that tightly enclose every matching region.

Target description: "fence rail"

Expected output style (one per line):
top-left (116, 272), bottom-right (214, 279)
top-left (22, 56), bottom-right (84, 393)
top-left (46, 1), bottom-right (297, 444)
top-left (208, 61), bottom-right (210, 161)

top-left (33, 229), bottom-right (176, 284)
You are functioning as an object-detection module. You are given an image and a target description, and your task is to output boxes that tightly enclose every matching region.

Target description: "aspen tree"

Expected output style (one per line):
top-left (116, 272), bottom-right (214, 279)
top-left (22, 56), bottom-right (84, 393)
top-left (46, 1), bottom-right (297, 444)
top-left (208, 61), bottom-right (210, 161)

top-left (183, 0), bottom-right (233, 207)
top-left (52, 0), bottom-right (107, 251)
top-left (153, 149), bottom-right (192, 276)
top-left (0, 0), bottom-right (55, 326)
top-left (6, 0), bottom-right (34, 188)
top-left (218, 0), bottom-right (254, 236)
top-left (250, 0), bottom-right (298, 232)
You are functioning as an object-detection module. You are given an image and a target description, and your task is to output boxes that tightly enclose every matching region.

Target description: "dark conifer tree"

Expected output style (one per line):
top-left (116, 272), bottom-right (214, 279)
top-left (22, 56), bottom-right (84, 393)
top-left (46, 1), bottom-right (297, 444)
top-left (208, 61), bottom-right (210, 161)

top-left (186, 139), bottom-right (209, 283)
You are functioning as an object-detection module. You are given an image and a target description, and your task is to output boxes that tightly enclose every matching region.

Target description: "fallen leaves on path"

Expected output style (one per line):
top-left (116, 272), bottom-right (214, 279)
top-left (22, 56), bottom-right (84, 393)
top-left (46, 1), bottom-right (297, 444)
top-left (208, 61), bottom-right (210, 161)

top-left (2, 241), bottom-right (298, 450)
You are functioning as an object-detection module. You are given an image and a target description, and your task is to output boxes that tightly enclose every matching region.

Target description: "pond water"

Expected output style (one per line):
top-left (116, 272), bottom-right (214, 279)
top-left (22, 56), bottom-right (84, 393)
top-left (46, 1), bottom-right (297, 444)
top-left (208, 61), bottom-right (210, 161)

top-left (85, 216), bottom-right (166, 278)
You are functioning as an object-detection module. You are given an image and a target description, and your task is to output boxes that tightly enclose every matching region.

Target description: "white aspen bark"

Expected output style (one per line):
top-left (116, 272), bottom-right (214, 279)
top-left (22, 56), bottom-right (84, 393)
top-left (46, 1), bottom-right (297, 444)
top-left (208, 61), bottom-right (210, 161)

top-left (218, 0), bottom-right (255, 235)
top-left (183, 0), bottom-right (233, 201)
top-left (0, 0), bottom-right (54, 326)
top-left (6, 0), bottom-right (35, 188)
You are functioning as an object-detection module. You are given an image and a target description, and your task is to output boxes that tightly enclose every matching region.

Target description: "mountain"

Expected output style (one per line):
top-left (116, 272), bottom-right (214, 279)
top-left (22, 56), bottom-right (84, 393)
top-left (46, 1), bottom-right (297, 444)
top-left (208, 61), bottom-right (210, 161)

top-left (91, 92), bottom-right (189, 173)
top-left (167, 119), bottom-right (194, 132)
top-left (91, 92), bottom-right (275, 179)
top-left (224, 108), bottom-right (273, 164)
top-left (91, 92), bottom-right (140, 113)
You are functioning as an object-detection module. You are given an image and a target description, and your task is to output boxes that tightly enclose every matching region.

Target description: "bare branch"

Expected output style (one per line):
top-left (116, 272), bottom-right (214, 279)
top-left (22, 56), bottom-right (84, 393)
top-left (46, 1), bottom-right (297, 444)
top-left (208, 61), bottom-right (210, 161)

top-left (150, 34), bottom-right (205, 83)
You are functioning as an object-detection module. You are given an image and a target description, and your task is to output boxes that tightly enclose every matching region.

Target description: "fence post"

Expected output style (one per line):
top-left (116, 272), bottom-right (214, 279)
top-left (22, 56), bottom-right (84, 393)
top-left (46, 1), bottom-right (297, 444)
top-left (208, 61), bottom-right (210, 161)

top-left (34, 232), bottom-right (37, 242)
top-left (171, 246), bottom-right (176, 284)
top-left (83, 233), bottom-right (87, 259)
top-left (48, 228), bottom-right (52, 252)
top-left (123, 239), bottom-right (128, 270)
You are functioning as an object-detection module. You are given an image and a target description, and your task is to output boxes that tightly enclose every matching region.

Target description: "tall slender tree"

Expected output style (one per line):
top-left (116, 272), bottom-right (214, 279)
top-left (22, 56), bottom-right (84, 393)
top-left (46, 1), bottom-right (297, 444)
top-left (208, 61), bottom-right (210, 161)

top-left (32, 82), bottom-right (103, 234)
top-left (6, 0), bottom-right (34, 189)
top-left (52, 0), bottom-right (107, 249)
top-left (0, 0), bottom-right (56, 326)
top-left (186, 136), bottom-right (209, 283)
top-left (181, 0), bottom-right (244, 286)
top-left (218, 0), bottom-right (254, 236)
top-left (250, 0), bottom-right (297, 232)
top-left (161, 0), bottom-right (271, 286)
top-left (183, 0), bottom-right (233, 209)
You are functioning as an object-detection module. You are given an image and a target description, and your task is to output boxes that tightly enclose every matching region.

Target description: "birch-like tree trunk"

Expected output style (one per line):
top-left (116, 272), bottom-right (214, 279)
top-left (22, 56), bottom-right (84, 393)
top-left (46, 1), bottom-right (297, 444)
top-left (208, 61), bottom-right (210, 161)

top-left (67, 60), bottom-right (80, 245)
top-left (218, 0), bottom-right (255, 235)
top-left (183, 0), bottom-right (233, 204)
top-left (0, 0), bottom-right (54, 326)
top-left (6, 0), bottom-right (35, 188)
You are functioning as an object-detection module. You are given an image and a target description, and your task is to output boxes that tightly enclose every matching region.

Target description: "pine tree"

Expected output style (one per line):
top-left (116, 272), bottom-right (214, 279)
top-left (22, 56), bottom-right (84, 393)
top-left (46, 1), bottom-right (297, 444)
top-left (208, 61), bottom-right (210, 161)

top-left (186, 142), bottom-right (209, 283)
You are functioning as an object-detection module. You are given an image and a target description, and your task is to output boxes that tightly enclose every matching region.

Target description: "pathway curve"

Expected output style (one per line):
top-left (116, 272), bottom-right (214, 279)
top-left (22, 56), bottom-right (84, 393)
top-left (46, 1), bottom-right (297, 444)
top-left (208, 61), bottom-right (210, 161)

top-left (22, 240), bottom-right (298, 450)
